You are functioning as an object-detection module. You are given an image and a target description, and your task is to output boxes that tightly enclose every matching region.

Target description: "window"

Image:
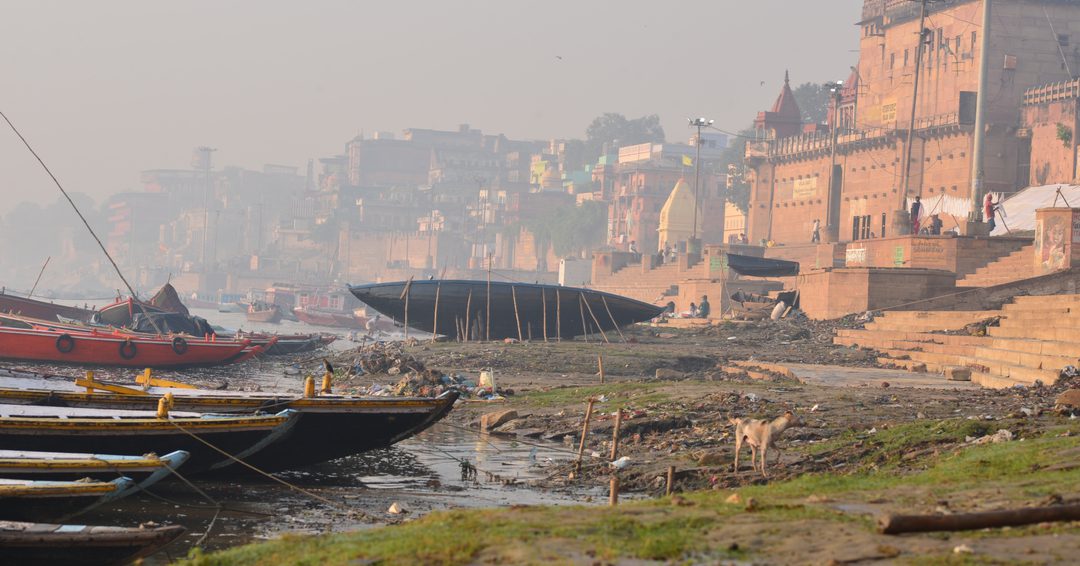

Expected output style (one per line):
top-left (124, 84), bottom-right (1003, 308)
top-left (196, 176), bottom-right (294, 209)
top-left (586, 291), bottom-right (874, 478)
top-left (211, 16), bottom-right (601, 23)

top-left (890, 52), bottom-right (895, 69)
top-left (1059, 34), bottom-right (1069, 47)
top-left (971, 31), bottom-right (977, 53)
top-left (904, 48), bottom-right (909, 67)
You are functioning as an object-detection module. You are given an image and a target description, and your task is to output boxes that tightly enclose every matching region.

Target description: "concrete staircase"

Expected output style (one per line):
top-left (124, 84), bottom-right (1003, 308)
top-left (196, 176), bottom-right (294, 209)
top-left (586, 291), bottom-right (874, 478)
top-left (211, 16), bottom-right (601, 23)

top-left (834, 296), bottom-right (1079, 388)
top-left (956, 244), bottom-right (1035, 287)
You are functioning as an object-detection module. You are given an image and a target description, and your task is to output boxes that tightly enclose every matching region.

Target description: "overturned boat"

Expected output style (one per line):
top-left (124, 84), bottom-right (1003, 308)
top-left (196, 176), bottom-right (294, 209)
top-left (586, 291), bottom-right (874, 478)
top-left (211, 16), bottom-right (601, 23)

top-left (348, 280), bottom-right (664, 340)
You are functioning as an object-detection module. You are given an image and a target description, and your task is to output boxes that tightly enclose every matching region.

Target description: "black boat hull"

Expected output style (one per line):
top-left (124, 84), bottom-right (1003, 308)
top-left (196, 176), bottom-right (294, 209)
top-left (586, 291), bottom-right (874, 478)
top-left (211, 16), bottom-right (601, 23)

top-left (0, 522), bottom-right (184, 566)
top-left (348, 281), bottom-right (663, 340)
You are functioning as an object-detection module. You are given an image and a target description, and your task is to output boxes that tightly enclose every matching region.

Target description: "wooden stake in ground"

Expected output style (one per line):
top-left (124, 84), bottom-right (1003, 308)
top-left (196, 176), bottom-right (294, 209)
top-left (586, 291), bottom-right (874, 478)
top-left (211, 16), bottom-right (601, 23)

top-left (400, 278), bottom-right (413, 341)
top-left (511, 285), bottom-right (523, 342)
top-left (598, 354), bottom-right (605, 384)
top-left (666, 466), bottom-right (675, 496)
top-left (485, 253), bottom-right (492, 342)
top-left (578, 293), bottom-right (590, 343)
top-left (574, 398), bottom-right (596, 474)
top-left (609, 476), bottom-right (619, 507)
top-left (431, 282), bottom-right (441, 343)
top-left (879, 504), bottom-right (1080, 535)
top-left (610, 408), bottom-right (621, 460)
top-left (581, 292), bottom-right (609, 344)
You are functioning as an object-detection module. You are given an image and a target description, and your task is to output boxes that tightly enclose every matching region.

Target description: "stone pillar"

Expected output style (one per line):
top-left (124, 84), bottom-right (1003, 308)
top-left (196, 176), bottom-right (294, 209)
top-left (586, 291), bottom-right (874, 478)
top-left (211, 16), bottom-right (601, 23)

top-left (1033, 208), bottom-right (1080, 275)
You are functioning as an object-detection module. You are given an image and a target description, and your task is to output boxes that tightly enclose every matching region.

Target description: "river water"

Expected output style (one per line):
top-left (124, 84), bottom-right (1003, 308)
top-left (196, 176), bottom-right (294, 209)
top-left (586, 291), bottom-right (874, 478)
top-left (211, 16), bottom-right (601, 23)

top-left (11, 304), bottom-right (598, 559)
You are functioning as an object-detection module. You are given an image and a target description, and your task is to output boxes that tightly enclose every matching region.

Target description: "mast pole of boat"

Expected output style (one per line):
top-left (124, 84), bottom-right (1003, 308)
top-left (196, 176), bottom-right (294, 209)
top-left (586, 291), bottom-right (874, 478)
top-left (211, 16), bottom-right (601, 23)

top-left (431, 282), bottom-right (441, 343)
top-left (27, 256), bottom-right (50, 299)
top-left (555, 288), bottom-right (561, 342)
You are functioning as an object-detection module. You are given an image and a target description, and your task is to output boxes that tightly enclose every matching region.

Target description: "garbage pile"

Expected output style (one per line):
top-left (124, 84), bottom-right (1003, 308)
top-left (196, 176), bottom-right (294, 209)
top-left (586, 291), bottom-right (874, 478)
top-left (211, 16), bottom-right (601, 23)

top-left (341, 341), bottom-right (511, 399)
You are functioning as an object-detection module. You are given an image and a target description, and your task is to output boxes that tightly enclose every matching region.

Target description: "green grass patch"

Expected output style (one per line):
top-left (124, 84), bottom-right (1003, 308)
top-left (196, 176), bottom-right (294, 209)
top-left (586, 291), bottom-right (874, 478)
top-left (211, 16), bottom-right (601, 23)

top-left (515, 382), bottom-right (669, 409)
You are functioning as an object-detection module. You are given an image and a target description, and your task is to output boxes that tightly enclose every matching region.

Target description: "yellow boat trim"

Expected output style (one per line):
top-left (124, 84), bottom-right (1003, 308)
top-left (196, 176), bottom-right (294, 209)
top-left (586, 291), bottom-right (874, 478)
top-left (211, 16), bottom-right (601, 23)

top-left (0, 457), bottom-right (162, 470)
top-left (0, 482), bottom-right (116, 497)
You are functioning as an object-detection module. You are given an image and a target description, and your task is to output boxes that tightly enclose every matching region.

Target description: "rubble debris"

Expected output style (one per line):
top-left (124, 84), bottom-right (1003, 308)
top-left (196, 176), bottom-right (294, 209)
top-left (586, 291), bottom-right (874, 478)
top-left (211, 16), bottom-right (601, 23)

top-left (967, 429), bottom-right (1014, 445)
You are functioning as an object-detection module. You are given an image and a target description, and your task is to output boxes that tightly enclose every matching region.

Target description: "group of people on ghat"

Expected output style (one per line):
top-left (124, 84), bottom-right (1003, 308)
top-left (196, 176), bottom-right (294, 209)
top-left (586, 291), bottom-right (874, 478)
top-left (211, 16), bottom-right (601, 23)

top-left (663, 294), bottom-right (710, 319)
top-left (804, 192), bottom-right (1001, 244)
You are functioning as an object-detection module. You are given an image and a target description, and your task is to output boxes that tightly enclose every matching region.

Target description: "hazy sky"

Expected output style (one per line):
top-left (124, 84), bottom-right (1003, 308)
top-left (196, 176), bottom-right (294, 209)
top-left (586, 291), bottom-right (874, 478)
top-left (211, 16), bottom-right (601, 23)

top-left (0, 1), bottom-right (861, 213)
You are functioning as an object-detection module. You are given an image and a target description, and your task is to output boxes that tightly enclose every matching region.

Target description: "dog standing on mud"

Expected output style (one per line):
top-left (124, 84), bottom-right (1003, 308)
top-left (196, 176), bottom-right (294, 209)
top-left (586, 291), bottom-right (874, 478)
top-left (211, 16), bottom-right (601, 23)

top-left (729, 410), bottom-right (800, 478)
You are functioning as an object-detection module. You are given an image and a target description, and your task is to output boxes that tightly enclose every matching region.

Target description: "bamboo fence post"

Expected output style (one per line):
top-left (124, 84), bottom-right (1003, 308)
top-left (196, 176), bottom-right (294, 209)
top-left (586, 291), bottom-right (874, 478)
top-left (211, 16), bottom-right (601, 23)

top-left (464, 290), bottom-right (473, 343)
top-left (610, 408), bottom-right (621, 460)
top-left (600, 295), bottom-right (627, 343)
top-left (666, 466), bottom-right (676, 496)
top-left (431, 282), bottom-right (441, 343)
top-left (556, 288), bottom-right (562, 342)
top-left (485, 254), bottom-right (492, 342)
top-left (511, 285), bottom-right (523, 342)
top-left (581, 292), bottom-right (609, 344)
top-left (609, 476), bottom-right (619, 506)
top-left (541, 288), bottom-right (549, 343)
top-left (598, 354), bottom-right (605, 384)
top-left (578, 294), bottom-right (590, 343)
top-left (574, 398), bottom-right (596, 474)
top-left (403, 286), bottom-right (411, 341)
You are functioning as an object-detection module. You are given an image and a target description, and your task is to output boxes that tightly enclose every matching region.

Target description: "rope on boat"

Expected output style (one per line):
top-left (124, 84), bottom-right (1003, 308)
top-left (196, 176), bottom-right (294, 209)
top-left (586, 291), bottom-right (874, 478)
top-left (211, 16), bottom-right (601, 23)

top-left (166, 420), bottom-right (368, 518)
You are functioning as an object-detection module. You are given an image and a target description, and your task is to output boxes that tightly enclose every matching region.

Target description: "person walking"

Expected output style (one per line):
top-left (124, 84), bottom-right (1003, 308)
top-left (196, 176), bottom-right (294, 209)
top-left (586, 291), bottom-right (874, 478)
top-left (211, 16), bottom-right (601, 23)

top-left (810, 219), bottom-right (821, 243)
top-left (910, 196), bottom-right (922, 235)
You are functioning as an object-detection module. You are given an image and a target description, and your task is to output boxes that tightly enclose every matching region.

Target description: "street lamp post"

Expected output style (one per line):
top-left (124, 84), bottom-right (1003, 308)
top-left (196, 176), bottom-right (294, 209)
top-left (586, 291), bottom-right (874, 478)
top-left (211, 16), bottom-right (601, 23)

top-left (825, 81), bottom-right (844, 242)
top-left (687, 117), bottom-right (713, 241)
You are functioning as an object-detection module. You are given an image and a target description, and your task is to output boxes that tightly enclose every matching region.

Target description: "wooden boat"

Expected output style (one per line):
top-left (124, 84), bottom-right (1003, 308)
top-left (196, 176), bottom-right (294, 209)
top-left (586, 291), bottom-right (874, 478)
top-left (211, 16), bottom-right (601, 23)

top-left (0, 292), bottom-right (94, 323)
top-left (292, 306), bottom-right (365, 329)
top-left (0, 449), bottom-right (189, 487)
top-left (0, 324), bottom-right (264, 368)
top-left (0, 477), bottom-right (136, 522)
top-left (348, 280), bottom-right (665, 340)
top-left (0, 369), bottom-right (458, 472)
top-left (0, 403), bottom-right (299, 474)
top-left (0, 520), bottom-right (184, 565)
top-left (245, 303), bottom-right (282, 324)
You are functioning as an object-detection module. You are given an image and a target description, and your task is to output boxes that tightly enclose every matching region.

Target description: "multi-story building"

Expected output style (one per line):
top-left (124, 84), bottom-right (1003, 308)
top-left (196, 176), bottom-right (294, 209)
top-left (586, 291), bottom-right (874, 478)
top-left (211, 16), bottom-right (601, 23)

top-left (746, 0), bottom-right (1080, 245)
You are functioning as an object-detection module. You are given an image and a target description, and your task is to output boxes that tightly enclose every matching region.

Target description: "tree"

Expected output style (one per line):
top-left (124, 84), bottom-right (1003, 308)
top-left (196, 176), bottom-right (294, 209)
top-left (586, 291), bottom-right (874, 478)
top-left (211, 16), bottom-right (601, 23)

top-left (792, 82), bottom-right (830, 125)
top-left (584, 113), bottom-right (665, 164)
top-left (717, 128), bottom-right (756, 213)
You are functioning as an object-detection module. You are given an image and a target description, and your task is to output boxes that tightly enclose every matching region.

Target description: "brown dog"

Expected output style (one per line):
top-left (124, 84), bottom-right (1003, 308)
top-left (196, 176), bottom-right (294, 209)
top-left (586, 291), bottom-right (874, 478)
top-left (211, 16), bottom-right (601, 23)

top-left (729, 410), bottom-right (800, 478)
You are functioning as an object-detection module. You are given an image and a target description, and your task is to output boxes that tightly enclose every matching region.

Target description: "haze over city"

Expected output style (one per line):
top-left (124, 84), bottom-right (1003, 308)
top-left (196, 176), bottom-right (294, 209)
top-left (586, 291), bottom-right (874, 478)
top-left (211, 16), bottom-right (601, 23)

top-left (0, 0), bottom-right (859, 213)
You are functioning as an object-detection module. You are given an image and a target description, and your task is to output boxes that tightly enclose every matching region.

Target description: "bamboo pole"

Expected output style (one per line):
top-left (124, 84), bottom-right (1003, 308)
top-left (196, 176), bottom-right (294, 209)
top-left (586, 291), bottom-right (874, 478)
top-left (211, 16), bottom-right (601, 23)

top-left (598, 354), bottom-right (605, 384)
top-left (541, 288), bottom-right (548, 343)
top-left (511, 285), bottom-right (523, 342)
top-left (609, 476), bottom-right (619, 507)
top-left (666, 466), bottom-right (676, 496)
top-left (610, 408), bottom-right (621, 460)
top-left (578, 294), bottom-right (590, 343)
top-left (465, 290), bottom-right (473, 342)
top-left (879, 504), bottom-right (1080, 535)
top-left (574, 398), bottom-right (596, 474)
top-left (430, 282), bottom-right (441, 343)
top-left (600, 295), bottom-right (627, 343)
top-left (581, 292), bottom-right (609, 344)
top-left (403, 285), bottom-right (411, 341)
top-left (556, 288), bottom-right (562, 342)
top-left (485, 254), bottom-right (492, 342)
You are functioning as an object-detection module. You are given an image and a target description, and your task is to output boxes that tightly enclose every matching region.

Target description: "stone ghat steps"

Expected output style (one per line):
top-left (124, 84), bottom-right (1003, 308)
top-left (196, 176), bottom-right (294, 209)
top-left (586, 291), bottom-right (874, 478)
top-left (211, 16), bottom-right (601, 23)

top-left (835, 297), bottom-right (1080, 388)
top-left (956, 244), bottom-right (1035, 287)
top-left (953, 239), bottom-right (1033, 278)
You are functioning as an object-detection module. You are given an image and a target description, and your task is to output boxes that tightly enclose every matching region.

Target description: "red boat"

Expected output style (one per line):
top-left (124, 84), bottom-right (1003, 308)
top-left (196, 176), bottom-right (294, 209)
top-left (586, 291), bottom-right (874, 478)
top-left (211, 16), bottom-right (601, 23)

top-left (0, 325), bottom-right (268, 368)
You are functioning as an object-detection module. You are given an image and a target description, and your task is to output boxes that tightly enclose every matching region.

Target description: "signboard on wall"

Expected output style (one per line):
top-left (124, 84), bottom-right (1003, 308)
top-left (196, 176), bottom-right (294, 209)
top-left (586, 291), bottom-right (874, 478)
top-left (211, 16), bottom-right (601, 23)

top-left (793, 177), bottom-right (818, 200)
top-left (880, 99), bottom-right (897, 126)
top-left (846, 247), bottom-right (867, 266)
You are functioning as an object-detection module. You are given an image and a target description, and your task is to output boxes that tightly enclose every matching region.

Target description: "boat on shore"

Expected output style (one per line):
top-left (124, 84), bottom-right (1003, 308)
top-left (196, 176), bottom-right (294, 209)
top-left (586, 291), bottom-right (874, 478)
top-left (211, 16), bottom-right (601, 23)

top-left (0, 449), bottom-right (189, 486)
top-left (0, 292), bottom-right (94, 323)
top-left (0, 520), bottom-right (184, 565)
top-left (0, 368), bottom-right (459, 472)
top-left (0, 477), bottom-right (136, 522)
top-left (348, 280), bottom-right (664, 340)
top-left (0, 322), bottom-right (266, 368)
top-left (0, 403), bottom-right (299, 474)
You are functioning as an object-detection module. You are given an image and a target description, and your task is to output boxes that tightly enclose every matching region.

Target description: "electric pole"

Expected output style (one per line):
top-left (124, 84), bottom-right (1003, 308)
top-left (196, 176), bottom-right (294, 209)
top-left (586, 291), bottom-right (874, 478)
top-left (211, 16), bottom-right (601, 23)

top-left (898, 0), bottom-right (930, 235)
top-left (688, 117), bottom-right (714, 241)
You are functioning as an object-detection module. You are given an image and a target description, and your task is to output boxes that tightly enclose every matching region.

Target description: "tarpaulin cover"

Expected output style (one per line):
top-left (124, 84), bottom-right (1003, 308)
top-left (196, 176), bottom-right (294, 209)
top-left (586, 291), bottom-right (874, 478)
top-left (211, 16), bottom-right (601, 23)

top-left (726, 253), bottom-right (800, 277)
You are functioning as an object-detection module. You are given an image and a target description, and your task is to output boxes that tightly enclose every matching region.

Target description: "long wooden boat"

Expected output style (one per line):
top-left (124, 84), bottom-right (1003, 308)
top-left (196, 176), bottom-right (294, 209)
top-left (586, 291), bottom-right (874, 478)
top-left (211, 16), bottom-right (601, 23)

top-left (0, 449), bottom-right (189, 486)
top-left (0, 292), bottom-right (95, 323)
top-left (0, 369), bottom-right (458, 472)
top-left (0, 520), bottom-right (184, 565)
top-left (0, 477), bottom-right (136, 522)
top-left (292, 306), bottom-right (365, 329)
top-left (349, 280), bottom-right (665, 340)
top-left (0, 403), bottom-right (299, 474)
top-left (245, 304), bottom-right (282, 324)
top-left (0, 324), bottom-right (263, 368)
